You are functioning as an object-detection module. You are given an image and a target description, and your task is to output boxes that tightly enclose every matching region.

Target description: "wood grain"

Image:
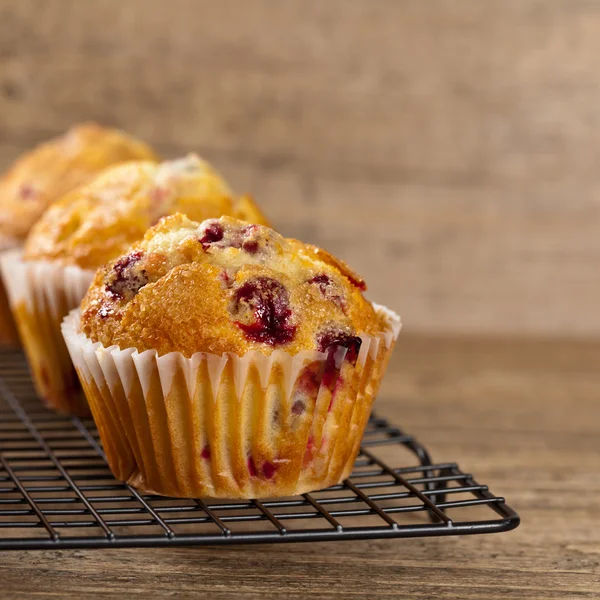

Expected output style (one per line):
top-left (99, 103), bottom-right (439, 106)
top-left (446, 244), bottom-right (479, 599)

top-left (1, 0), bottom-right (599, 337)
top-left (0, 335), bottom-right (598, 599)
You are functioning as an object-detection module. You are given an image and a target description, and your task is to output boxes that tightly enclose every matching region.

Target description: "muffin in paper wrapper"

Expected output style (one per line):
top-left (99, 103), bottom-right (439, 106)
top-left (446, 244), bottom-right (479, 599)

top-left (62, 306), bottom-right (401, 499)
top-left (0, 236), bottom-right (21, 346)
top-left (0, 251), bottom-right (94, 415)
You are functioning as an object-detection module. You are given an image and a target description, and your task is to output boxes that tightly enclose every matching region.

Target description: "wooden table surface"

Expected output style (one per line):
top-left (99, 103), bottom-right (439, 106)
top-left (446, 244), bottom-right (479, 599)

top-left (0, 334), bottom-right (598, 599)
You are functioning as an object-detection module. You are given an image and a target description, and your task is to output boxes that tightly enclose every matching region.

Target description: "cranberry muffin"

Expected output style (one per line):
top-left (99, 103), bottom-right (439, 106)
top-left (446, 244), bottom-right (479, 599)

top-left (2, 156), bottom-right (269, 415)
top-left (63, 214), bottom-right (400, 498)
top-left (0, 122), bottom-right (157, 346)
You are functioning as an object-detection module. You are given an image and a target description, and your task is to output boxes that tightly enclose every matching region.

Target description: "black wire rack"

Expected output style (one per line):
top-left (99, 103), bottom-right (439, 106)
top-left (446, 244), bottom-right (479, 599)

top-left (0, 349), bottom-right (519, 550)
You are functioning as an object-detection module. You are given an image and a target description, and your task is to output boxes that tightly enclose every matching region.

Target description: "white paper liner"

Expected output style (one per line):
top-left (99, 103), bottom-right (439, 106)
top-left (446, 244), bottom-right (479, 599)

top-left (0, 250), bottom-right (95, 316)
top-left (0, 242), bottom-right (21, 346)
top-left (0, 251), bottom-right (95, 414)
top-left (62, 306), bottom-right (401, 499)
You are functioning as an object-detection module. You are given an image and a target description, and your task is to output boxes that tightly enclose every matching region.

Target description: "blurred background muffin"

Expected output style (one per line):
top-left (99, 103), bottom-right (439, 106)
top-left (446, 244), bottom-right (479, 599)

top-left (0, 123), bottom-right (157, 243)
top-left (2, 155), bottom-right (269, 415)
top-left (24, 154), bottom-right (269, 269)
top-left (0, 122), bottom-right (157, 345)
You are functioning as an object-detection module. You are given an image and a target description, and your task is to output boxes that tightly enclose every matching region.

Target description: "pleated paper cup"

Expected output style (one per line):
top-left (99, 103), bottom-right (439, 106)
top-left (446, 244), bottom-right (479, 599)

top-left (62, 305), bottom-right (401, 499)
top-left (1, 251), bottom-right (95, 415)
top-left (0, 236), bottom-right (21, 347)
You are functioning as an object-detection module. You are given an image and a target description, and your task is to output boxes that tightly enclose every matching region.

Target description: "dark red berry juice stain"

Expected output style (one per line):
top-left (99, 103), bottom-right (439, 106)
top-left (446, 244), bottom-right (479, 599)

top-left (233, 277), bottom-right (296, 345)
top-left (105, 251), bottom-right (148, 299)
top-left (303, 435), bottom-right (316, 466)
top-left (247, 456), bottom-right (258, 477)
top-left (296, 363), bottom-right (323, 395)
top-left (219, 270), bottom-right (233, 287)
top-left (201, 445), bottom-right (211, 460)
top-left (247, 456), bottom-right (277, 480)
top-left (291, 363), bottom-right (324, 416)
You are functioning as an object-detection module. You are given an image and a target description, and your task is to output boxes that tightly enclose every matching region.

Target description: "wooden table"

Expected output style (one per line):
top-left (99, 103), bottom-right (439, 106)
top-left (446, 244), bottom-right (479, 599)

top-left (0, 334), bottom-right (598, 599)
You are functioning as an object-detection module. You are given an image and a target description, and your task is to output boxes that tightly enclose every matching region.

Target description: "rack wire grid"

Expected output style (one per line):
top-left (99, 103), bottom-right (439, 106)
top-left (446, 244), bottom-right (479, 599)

top-left (0, 349), bottom-right (519, 549)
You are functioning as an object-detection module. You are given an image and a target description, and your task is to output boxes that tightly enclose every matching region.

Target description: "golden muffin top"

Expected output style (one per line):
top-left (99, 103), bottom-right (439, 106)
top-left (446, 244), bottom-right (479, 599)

top-left (80, 214), bottom-right (384, 357)
top-left (0, 123), bottom-right (157, 242)
top-left (24, 154), bottom-right (269, 269)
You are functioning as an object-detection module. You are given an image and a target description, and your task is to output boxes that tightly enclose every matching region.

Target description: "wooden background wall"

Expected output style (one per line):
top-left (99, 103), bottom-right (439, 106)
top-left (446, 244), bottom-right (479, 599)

top-left (0, 0), bottom-right (598, 337)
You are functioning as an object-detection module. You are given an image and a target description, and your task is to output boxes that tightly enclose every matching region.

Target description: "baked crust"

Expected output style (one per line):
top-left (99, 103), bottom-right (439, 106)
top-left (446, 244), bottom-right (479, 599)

top-left (0, 123), bottom-right (157, 241)
top-left (81, 214), bottom-right (385, 357)
top-left (24, 155), bottom-right (270, 269)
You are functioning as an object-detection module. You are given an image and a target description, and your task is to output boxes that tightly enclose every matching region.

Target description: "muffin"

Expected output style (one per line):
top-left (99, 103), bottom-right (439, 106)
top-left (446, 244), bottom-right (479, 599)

top-left (1, 156), bottom-right (269, 415)
top-left (62, 214), bottom-right (401, 498)
top-left (0, 122), bottom-right (157, 346)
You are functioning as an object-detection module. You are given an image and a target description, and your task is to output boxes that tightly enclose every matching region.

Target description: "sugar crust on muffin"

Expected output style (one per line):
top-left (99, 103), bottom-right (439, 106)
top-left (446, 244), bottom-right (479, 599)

top-left (80, 214), bottom-right (386, 357)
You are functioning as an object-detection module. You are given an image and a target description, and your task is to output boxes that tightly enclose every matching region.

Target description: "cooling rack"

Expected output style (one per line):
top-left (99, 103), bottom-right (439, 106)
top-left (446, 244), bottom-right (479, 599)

top-left (0, 349), bottom-right (519, 549)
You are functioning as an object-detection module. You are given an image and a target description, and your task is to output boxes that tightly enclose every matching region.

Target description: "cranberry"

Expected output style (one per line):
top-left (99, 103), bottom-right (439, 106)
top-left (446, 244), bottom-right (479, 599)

top-left (262, 460), bottom-right (276, 480)
top-left (242, 239), bottom-right (259, 254)
top-left (233, 277), bottom-right (296, 345)
top-left (19, 183), bottom-right (37, 200)
top-left (199, 222), bottom-right (263, 254)
top-left (199, 222), bottom-right (224, 249)
top-left (317, 328), bottom-right (362, 395)
top-left (105, 251), bottom-right (148, 299)
top-left (201, 445), bottom-right (211, 460)
top-left (322, 362), bottom-right (340, 392)
top-left (317, 328), bottom-right (362, 364)
top-left (310, 274), bottom-right (330, 288)
top-left (308, 274), bottom-right (346, 311)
